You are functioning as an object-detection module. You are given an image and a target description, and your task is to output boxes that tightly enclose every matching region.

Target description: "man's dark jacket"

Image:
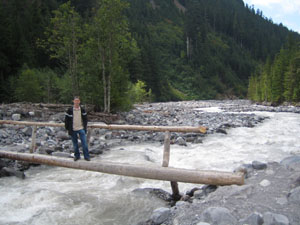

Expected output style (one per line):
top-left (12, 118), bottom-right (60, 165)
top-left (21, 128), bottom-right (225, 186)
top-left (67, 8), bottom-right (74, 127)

top-left (64, 106), bottom-right (88, 135)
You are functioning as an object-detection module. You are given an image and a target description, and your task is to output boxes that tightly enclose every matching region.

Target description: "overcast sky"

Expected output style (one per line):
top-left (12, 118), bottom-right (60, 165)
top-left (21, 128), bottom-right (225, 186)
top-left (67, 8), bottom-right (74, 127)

top-left (243, 0), bottom-right (300, 33)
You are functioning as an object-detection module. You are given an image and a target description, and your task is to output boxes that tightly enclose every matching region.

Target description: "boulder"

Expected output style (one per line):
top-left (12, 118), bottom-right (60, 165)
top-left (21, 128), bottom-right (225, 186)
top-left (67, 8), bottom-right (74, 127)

top-left (150, 207), bottom-right (171, 225)
top-left (199, 207), bottom-right (237, 225)
top-left (56, 131), bottom-right (69, 141)
top-left (239, 212), bottom-right (263, 225)
top-left (263, 212), bottom-right (289, 225)
top-left (288, 186), bottom-right (300, 205)
top-left (252, 161), bottom-right (267, 170)
top-left (280, 156), bottom-right (300, 171)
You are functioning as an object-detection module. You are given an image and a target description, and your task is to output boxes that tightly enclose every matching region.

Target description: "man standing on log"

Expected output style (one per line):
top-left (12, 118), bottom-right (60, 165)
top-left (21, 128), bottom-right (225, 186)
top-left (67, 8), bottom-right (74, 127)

top-left (65, 96), bottom-right (90, 161)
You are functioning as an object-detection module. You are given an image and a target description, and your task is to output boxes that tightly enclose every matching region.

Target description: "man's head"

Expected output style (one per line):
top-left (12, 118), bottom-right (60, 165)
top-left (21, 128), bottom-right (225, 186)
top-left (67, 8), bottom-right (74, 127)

top-left (73, 96), bottom-right (80, 108)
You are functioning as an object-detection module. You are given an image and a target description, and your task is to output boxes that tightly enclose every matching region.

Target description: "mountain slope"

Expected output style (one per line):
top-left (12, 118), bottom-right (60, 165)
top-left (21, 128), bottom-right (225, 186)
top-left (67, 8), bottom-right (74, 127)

top-left (125, 0), bottom-right (300, 100)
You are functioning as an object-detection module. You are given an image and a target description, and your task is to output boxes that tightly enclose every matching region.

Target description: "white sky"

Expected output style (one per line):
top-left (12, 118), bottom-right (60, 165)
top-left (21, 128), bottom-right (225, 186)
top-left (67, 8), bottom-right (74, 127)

top-left (243, 0), bottom-right (300, 33)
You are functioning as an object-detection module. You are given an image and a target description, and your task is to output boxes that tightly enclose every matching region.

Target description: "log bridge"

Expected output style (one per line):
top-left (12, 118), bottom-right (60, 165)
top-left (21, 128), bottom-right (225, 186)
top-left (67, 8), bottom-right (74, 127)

top-left (0, 120), bottom-right (244, 199)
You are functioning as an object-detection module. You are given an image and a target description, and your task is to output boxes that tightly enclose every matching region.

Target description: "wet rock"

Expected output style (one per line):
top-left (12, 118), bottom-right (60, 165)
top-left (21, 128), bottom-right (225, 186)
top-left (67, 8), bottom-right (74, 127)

top-left (0, 167), bottom-right (25, 179)
top-left (133, 188), bottom-right (172, 202)
top-left (239, 212), bottom-right (263, 225)
top-left (176, 136), bottom-right (187, 146)
top-left (234, 163), bottom-right (253, 178)
top-left (216, 128), bottom-right (227, 134)
top-left (202, 185), bottom-right (218, 195)
top-left (252, 161), bottom-right (267, 170)
top-left (89, 145), bottom-right (104, 155)
top-left (263, 212), bottom-right (289, 225)
top-left (150, 207), bottom-right (171, 225)
top-left (199, 207), bottom-right (237, 225)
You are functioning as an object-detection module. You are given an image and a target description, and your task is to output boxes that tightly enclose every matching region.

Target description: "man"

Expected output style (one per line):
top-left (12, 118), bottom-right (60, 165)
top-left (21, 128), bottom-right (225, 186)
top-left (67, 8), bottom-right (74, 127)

top-left (65, 96), bottom-right (90, 161)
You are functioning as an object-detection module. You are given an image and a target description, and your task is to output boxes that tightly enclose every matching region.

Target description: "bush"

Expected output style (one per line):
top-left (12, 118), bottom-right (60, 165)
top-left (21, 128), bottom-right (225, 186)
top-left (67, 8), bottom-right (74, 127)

top-left (14, 66), bottom-right (44, 102)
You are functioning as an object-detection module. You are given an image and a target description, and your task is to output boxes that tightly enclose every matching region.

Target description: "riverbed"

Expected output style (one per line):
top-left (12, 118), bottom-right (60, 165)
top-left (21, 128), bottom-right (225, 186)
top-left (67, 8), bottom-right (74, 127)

top-left (1, 101), bottom-right (300, 225)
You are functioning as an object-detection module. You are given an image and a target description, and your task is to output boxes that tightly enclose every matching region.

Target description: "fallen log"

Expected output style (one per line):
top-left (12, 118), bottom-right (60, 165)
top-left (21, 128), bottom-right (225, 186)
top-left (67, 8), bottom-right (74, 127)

top-left (0, 150), bottom-right (244, 186)
top-left (0, 120), bottom-right (207, 133)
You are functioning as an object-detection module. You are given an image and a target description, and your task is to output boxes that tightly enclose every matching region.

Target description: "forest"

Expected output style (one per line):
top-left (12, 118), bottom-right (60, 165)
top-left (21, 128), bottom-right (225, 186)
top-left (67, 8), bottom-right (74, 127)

top-left (247, 36), bottom-right (300, 104)
top-left (0, 0), bottom-right (299, 112)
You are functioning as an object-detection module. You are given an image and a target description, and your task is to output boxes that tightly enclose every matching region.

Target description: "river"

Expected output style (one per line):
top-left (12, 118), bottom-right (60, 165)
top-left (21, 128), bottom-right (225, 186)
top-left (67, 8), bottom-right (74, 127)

top-left (1, 108), bottom-right (300, 225)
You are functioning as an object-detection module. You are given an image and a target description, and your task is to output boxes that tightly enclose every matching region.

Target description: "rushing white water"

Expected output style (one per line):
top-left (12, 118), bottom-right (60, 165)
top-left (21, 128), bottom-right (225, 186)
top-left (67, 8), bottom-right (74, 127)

top-left (1, 110), bottom-right (300, 225)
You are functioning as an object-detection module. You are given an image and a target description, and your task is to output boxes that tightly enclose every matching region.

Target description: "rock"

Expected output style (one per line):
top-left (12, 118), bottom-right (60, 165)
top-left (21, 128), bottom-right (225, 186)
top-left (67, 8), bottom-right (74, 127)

top-left (252, 161), bottom-right (267, 170)
top-left (239, 212), bottom-right (263, 225)
top-left (216, 128), bottom-right (227, 134)
top-left (186, 187), bottom-right (202, 197)
top-left (175, 200), bottom-right (190, 207)
top-left (22, 127), bottom-right (32, 136)
top-left (89, 145), bottom-right (104, 155)
top-left (0, 159), bottom-right (7, 169)
top-left (202, 185), bottom-right (218, 195)
top-left (150, 207), bottom-right (171, 225)
top-left (288, 186), bottom-right (300, 205)
top-left (263, 212), bottom-right (289, 225)
top-left (12, 113), bottom-right (21, 121)
top-left (196, 223), bottom-right (210, 225)
top-left (280, 156), bottom-right (300, 171)
top-left (193, 190), bottom-right (205, 199)
top-left (260, 179), bottom-right (271, 187)
top-left (28, 111), bottom-right (35, 116)
top-left (0, 130), bottom-right (9, 138)
top-left (199, 207), bottom-right (237, 225)
top-left (234, 163), bottom-right (253, 178)
top-left (176, 137), bottom-right (187, 146)
top-left (56, 131), bottom-right (69, 140)
top-left (49, 112), bottom-right (65, 122)
top-left (0, 167), bottom-right (25, 179)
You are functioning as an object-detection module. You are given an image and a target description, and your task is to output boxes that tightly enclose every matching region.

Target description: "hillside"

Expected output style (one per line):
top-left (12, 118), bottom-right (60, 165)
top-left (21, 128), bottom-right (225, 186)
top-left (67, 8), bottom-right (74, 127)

top-left (125, 0), bottom-right (300, 100)
top-left (0, 0), bottom-right (299, 108)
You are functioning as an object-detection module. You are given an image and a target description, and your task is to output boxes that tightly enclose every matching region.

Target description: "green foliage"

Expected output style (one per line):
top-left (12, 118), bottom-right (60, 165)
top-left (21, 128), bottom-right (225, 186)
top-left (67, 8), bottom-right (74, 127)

top-left (14, 66), bottom-right (44, 102)
top-left (129, 80), bottom-right (153, 103)
top-left (247, 38), bottom-right (300, 104)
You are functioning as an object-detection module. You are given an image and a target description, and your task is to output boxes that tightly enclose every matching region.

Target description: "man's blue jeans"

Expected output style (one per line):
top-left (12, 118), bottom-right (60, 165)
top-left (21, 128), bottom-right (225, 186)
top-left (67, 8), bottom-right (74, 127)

top-left (71, 129), bottom-right (90, 160)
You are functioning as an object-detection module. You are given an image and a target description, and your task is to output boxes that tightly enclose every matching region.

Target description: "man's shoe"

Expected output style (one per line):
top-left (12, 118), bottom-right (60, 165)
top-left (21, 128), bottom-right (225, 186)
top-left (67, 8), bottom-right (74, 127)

top-left (74, 157), bottom-right (80, 161)
top-left (84, 158), bottom-right (90, 161)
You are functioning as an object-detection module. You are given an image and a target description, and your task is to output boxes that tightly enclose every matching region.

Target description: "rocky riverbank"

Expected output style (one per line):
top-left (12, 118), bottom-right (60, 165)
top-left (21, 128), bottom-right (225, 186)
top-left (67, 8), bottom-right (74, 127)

top-left (1, 100), bottom-right (300, 225)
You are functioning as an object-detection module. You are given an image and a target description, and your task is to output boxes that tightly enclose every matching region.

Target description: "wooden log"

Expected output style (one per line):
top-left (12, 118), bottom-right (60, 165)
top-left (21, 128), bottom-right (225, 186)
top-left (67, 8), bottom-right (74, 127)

top-left (0, 120), bottom-right (207, 133)
top-left (162, 131), bottom-right (181, 199)
top-left (0, 120), bottom-right (64, 127)
top-left (87, 128), bottom-right (92, 148)
top-left (162, 131), bottom-right (171, 167)
top-left (30, 125), bottom-right (37, 153)
top-left (0, 150), bottom-right (244, 185)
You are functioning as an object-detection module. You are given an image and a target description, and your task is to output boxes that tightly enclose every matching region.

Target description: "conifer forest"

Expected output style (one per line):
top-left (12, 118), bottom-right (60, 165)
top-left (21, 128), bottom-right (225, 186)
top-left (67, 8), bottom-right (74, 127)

top-left (0, 0), bottom-right (299, 112)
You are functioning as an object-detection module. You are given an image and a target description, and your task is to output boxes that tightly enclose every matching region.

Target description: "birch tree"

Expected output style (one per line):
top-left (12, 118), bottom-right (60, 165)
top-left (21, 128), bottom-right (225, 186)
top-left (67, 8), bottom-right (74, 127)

top-left (89, 0), bottom-right (132, 113)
